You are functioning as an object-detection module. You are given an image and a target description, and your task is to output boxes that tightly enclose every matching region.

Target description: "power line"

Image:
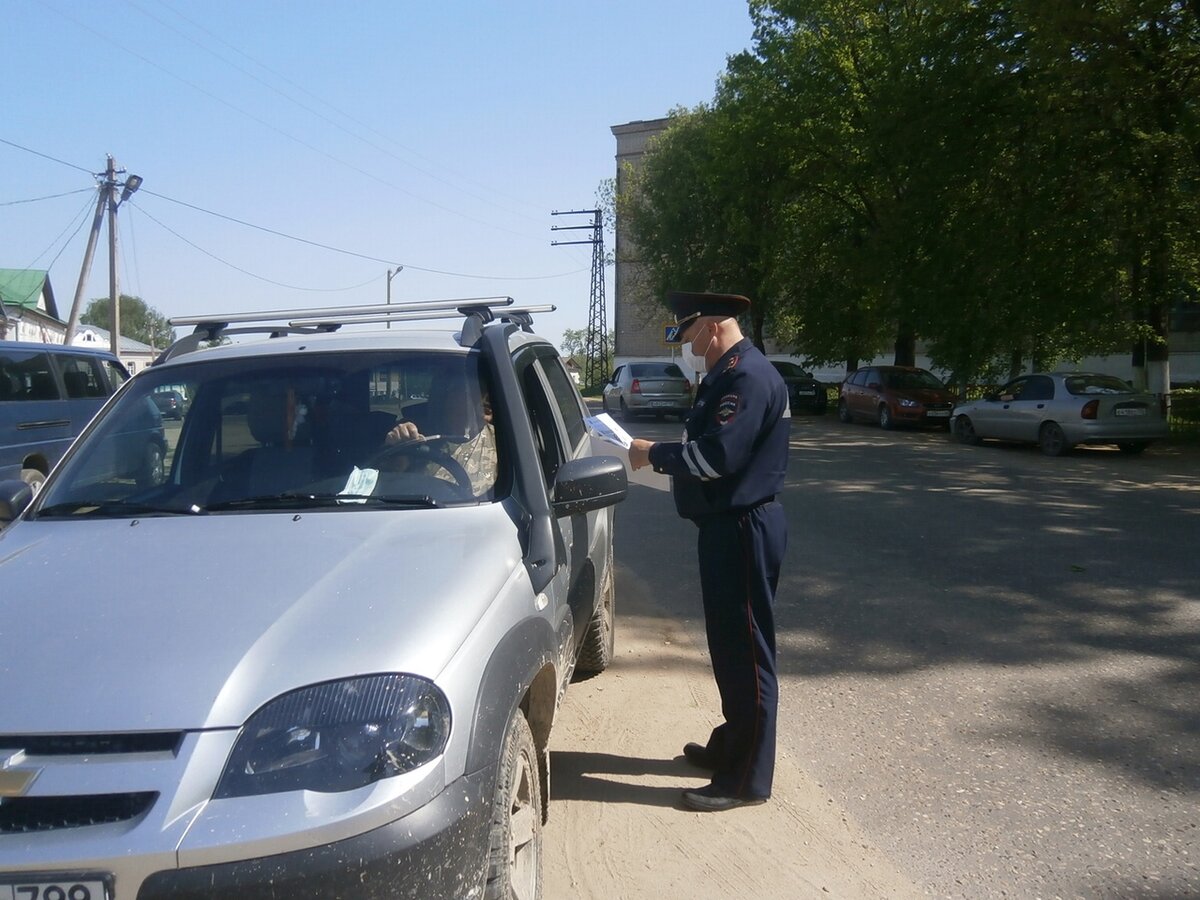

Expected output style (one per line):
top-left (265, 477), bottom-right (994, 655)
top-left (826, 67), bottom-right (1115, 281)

top-left (0, 137), bottom-right (95, 175)
top-left (138, 189), bottom-right (587, 281)
top-left (1, 187), bottom-right (94, 206)
top-left (134, 202), bottom-right (384, 293)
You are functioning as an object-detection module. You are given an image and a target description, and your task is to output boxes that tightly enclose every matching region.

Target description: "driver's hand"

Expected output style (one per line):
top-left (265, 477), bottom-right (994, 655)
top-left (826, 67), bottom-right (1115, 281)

top-left (385, 420), bottom-right (422, 445)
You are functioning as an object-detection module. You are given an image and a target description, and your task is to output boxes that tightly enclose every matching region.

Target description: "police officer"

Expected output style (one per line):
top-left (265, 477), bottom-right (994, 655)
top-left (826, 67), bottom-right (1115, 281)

top-left (628, 290), bottom-right (789, 812)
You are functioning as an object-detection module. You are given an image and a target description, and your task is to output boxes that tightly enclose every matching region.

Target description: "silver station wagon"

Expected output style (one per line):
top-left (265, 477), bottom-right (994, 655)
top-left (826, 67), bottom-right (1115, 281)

top-left (0, 299), bottom-right (627, 900)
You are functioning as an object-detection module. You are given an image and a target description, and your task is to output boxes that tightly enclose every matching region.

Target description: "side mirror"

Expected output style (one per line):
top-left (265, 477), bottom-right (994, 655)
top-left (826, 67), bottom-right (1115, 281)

top-left (552, 456), bottom-right (628, 517)
top-left (0, 479), bottom-right (34, 526)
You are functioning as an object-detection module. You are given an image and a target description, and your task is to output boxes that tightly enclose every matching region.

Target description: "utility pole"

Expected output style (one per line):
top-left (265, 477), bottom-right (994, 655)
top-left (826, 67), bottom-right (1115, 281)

top-left (551, 209), bottom-right (608, 388)
top-left (63, 156), bottom-right (142, 357)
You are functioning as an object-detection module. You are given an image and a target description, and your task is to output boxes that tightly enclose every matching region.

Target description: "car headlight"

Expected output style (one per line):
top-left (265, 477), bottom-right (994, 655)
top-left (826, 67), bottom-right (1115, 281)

top-left (215, 674), bottom-right (451, 798)
top-left (899, 398), bottom-right (919, 408)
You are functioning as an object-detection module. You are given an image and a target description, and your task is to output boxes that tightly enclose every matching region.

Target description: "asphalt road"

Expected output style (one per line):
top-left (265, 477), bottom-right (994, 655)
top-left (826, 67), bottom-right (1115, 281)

top-left (610, 410), bottom-right (1199, 898)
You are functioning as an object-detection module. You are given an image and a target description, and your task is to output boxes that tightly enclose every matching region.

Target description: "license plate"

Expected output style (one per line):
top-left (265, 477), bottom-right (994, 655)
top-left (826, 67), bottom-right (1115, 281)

top-left (926, 410), bottom-right (951, 418)
top-left (1114, 408), bottom-right (1146, 416)
top-left (1, 882), bottom-right (108, 900)
top-left (649, 401), bottom-right (672, 407)
top-left (796, 388), bottom-right (816, 395)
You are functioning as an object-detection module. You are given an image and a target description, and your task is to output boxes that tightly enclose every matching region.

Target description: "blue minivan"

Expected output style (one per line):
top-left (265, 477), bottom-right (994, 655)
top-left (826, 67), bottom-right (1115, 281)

top-left (0, 340), bottom-right (162, 491)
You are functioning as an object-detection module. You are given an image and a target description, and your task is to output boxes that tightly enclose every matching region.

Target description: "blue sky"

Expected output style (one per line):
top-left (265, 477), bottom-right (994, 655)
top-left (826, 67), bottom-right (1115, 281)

top-left (2, 1), bottom-right (755, 345)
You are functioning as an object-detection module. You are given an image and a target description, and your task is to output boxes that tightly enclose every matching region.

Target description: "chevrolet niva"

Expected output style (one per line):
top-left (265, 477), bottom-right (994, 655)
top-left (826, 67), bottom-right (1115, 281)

top-left (0, 299), bottom-right (627, 899)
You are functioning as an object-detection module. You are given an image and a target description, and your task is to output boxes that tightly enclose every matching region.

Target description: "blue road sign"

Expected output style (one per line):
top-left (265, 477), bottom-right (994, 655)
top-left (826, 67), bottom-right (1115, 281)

top-left (664, 325), bottom-right (681, 344)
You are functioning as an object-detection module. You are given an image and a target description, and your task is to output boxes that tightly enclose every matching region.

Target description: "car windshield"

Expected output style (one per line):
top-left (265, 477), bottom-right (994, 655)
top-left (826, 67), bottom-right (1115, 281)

top-left (772, 362), bottom-right (809, 378)
top-left (885, 370), bottom-right (946, 390)
top-left (630, 363), bottom-right (684, 378)
top-left (34, 349), bottom-right (502, 518)
top-left (1064, 374), bottom-right (1136, 395)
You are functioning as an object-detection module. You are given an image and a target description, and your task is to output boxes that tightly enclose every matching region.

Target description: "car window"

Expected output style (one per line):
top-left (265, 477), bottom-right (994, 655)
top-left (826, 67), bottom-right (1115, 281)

top-left (610, 366), bottom-right (624, 384)
top-left (885, 369), bottom-right (946, 390)
top-left (104, 359), bottom-right (129, 388)
top-left (1064, 374), bottom-right (1135, 395)
top-left (630, 363), bottom-right (684, 378)
top-left (516, 353), bottom-right (564, 487)
top-left (1016, 375), bottom-right (1054, 401)
top-left (541, 356), bottom-right (587, 451)
top-left (772, 361), bottom-right (807, 378)
top-left (58, 355), bottom-right (108, 398)
top-left (35, 350), bottom-right (502, 517)
top-left (0, 349), bottom-right (59, 401)
top-left (848, 370), bottom-right (867, 387)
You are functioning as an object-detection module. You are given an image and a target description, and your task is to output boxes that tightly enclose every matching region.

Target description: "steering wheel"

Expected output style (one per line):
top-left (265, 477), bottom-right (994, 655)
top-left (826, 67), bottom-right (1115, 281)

top-left (366, 438), bottom-right (473, 492)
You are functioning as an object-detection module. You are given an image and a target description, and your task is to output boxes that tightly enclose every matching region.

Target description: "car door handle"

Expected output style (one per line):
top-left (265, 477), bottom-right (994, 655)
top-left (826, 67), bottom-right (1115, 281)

top-left (1037, 403), bottom-right (1045, 409)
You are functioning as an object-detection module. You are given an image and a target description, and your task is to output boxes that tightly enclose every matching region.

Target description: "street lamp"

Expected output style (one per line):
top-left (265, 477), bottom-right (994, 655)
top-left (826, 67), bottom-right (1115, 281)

top-left (386, 266), bottom-right (404, 329)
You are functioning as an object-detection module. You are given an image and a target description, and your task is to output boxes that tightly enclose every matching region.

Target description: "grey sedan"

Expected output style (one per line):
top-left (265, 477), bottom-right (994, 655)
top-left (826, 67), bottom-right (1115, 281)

top-left (602, 361), bottom-right (693, 420)
top-left (951, 372), bottom-right (1169, 456)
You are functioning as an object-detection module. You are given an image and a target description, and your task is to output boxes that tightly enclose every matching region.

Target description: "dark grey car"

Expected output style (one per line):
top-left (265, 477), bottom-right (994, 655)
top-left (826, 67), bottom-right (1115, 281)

top-left (770, 360), bottom-right (828, 414)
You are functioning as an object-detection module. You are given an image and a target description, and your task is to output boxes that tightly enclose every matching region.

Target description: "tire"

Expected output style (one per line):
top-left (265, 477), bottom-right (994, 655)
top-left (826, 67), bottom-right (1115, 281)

top-left (618, 398), bottom-right (633, 422)
top-left (18, 468), bottom-right (46, 495)
top-left (601, 396), bottom-right (609, 415)
top-left (575, 555), bottom-right (615, 677)
top-left (837, 399), bottom-right (851, 423)
top-left (1118, 441), bottom-right (1148, 455)
top-left (484, 712), bottom-right (542, 900)
top-left (138, 442), bottom-right (165, 487)
top-left (1039, 422), bottom-right (1070, 457)
top-left (954, 416), bottom-right (981, 446)
top-left (878, 405), bottom-right (894, 430)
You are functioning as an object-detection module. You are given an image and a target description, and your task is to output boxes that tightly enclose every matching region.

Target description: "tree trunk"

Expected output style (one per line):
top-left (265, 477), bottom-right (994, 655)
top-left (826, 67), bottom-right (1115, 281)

top-left (892, 322), bottom-right (915, 367)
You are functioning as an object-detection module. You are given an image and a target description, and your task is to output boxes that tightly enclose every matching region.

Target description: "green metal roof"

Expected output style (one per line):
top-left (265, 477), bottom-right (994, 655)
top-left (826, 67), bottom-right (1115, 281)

top-left (0, 266), bottom-right (61, 314)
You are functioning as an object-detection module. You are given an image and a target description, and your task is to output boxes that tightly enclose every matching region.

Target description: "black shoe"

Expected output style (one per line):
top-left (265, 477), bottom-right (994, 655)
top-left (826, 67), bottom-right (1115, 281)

top-left (682, 742), bottom-right (716, 770)
top-left (681, 784), bottom-right (769, 813)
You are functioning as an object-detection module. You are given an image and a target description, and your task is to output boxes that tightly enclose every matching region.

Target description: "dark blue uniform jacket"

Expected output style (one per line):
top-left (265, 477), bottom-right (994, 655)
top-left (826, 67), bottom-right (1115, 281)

top-left (648, 339), bottom-right (789, 520)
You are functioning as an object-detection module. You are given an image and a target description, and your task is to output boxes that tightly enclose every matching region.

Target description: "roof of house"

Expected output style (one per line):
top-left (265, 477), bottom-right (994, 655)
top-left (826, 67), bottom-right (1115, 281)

top-left (73, 323), bottom-right (157, 354)
top-left (0, 269), bottom-right (59, 319)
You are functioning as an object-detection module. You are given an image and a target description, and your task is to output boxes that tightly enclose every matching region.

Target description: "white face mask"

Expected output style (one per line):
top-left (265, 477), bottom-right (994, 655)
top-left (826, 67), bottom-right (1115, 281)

top-left (679, 329), bottom-right (712, 375)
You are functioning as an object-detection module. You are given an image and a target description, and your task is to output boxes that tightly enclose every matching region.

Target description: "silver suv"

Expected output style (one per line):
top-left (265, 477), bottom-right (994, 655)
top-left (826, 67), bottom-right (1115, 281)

top-left (0, 299), bottom-right (627, 899)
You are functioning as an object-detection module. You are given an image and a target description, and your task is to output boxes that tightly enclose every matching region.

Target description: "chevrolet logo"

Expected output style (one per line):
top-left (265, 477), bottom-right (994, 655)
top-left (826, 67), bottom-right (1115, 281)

top-left (0, 749), bottom-right (41, 798)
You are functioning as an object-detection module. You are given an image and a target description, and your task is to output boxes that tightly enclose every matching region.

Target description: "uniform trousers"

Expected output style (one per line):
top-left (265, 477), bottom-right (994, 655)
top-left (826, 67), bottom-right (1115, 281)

top-left (696, 500), bottom-right (786, 799)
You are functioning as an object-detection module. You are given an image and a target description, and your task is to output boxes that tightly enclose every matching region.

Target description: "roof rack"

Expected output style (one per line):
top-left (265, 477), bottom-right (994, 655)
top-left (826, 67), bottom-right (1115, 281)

top-left (154, 296), bottom-right (554, 365)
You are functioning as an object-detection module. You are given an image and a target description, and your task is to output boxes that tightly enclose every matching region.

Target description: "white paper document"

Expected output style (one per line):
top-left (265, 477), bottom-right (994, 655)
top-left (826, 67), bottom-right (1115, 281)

top-left (584, 413), bottom-right (633, 449)
top-left (585, 414), bottom-right (671, 492)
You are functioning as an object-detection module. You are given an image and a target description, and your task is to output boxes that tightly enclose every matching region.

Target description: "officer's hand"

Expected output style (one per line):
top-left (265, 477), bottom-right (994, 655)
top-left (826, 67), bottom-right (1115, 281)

top-left (385, 420), bottom-right (423, 445)
top-left (628, 438), bottom-right (654, 471)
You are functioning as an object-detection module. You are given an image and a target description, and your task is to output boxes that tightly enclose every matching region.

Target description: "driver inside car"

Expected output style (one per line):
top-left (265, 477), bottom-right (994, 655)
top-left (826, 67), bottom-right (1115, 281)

top-left (383, 378), bottom-right (497, 498)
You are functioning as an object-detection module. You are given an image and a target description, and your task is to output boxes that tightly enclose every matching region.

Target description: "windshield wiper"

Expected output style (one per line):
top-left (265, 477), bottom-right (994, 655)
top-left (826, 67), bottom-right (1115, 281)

top-left (37, 500), bottom-right (200, 518)
top-left (204, 492), bottom-right (441, 511)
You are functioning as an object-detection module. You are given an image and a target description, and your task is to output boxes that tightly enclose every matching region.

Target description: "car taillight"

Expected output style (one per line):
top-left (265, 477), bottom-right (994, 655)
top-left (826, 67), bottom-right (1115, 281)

top-left (631, 379), bottom-right (641, 394)
top-left (684, 379), bottom-right (692, 392)
top-left (1081, 399), bottom-right (1099, 419)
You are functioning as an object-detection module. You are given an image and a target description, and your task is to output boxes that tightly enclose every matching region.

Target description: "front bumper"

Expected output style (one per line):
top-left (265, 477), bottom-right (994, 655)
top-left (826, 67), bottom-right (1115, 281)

top-left (0, 765), bottom-right (494, 900)
top-left (136, 767), bottom-right (493, 899)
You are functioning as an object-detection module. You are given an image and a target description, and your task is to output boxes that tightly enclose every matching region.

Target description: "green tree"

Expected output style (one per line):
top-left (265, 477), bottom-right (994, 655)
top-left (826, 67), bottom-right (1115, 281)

top-left (81, 295), bottom-right (175, 349)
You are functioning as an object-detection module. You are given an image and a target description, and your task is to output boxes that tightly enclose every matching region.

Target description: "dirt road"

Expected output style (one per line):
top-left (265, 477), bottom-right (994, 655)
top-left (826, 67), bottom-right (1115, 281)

top-left (543, 580), bottom-right (921, 900)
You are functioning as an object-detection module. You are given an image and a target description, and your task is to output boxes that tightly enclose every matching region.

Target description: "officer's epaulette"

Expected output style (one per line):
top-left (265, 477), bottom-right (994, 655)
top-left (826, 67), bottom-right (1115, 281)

top-left (723, 354), bottom-right (740, 372)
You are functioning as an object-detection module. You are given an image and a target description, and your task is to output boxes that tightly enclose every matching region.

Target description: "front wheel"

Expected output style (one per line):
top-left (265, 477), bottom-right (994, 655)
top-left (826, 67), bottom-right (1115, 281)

top-left (878, 404), bottom-right (894, 430)
top-left (1039, 422), bottom-right (1070, 457)
top-left (485, 712), bottom-right (542, 900)
top-left (953, 416), bottom-right (981, 446)
top-left (837, 399), bottom-right (851, 423)
top-left (575, 554), bottom-right (615, 677)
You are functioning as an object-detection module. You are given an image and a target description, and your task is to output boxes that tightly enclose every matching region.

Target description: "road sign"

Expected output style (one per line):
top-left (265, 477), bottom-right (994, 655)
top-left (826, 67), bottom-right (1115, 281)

top-left (664, 324), bottom-right (681, 345)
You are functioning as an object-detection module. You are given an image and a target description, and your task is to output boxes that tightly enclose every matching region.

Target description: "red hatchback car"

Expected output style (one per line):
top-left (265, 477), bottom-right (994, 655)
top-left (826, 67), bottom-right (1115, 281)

top-left (838, 365), bottom-right (956, 429)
